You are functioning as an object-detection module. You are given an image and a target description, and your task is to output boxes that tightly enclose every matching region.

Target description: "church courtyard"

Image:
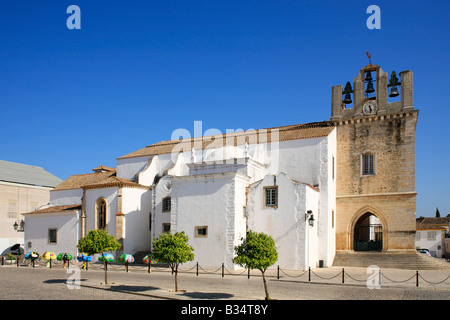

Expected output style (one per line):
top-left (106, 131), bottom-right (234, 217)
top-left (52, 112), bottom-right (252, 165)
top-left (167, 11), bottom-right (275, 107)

top-left (1, 264), bottom-right (449, 300)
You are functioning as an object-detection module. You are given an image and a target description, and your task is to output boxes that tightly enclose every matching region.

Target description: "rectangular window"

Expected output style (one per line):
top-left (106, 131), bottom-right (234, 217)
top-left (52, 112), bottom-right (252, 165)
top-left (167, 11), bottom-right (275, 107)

top-left (48, 229), bottom-right (57, 244)
top-left (195, 226), bottom-right (208, 238)
top-left (264, 187), bottom-right (278, 207)
top-left (427, 231), bottom-right (436, 240)
top-left (162, 197), bottom-right (171, 212)
top-left (8, 200), bottom-right (17, 218)
top-left (362, 154), bottom-right (375, 175)
top-left (416, 232), bottom-right (421, 240)
top-left (162, 223), bottom-right (171, 234)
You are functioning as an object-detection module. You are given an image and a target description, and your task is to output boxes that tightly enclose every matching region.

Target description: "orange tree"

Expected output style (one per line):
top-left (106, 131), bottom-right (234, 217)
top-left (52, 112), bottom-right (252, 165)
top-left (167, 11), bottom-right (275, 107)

top-left (233, 230), bottom-right (278, 300)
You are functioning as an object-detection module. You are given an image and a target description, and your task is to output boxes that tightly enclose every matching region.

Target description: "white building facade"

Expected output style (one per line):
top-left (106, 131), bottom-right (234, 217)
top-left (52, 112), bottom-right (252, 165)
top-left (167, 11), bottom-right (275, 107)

top-left (23, 122), bottom-right (337, 270)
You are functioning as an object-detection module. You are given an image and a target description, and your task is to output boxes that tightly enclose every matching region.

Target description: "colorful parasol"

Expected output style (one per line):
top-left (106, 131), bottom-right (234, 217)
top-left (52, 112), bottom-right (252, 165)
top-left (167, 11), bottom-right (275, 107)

top-left (118, 254), bottom-right (134, 264)
top-left (98, 253), bottom-right (114, 263)
top-left (143, 254), bottom-right (158, 265)
top-left (41, 252), bottom-right (57, 260)
top-left (25, 252), bottom-right (39, 259)
top-left (77, 253), bottom-right (92, 262)
top-left (57, 253), bottom-right (73, 261)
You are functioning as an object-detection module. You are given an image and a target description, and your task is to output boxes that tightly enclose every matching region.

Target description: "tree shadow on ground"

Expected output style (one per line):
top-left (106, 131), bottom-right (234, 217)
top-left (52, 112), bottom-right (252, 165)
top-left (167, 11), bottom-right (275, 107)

top-left (180, 291), bottom-right (235, 299)
top-left (43, 279), bottom-right (87, 284)
top-left (110, 284), bottom-right (160, 292)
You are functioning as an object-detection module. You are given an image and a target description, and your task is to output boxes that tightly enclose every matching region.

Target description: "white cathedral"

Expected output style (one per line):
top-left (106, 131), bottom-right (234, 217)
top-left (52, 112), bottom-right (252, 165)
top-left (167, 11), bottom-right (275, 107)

top-left (23, 64), bottom-right (418, 271)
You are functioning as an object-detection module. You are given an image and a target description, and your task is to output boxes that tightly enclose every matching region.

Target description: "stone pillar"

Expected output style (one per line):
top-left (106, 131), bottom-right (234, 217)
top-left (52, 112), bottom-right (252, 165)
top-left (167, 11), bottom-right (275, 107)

top-left (331, 85), bottom-right (343, 120)
top-left (80, 190), bottom-right (86, 238)
top-left (115, 212), bottom-right (125, 255)
top-left (115, 187), bottom-right (124, 255)
top-left (376, 68), bottom-right (388, 114)
top-left (400, 70), bottom-right (413, 110)
top-left (353, 70), bottom-right (364, 116)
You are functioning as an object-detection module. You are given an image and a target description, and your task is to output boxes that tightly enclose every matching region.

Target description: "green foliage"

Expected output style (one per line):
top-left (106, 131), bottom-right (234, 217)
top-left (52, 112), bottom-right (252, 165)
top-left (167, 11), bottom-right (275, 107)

top-left (233, 230), bottom-right (278, 272)
top-left (77, 229), bottom-right (121, 256)
top-left (233, 230), bottom-right (278, 300)
top-left (436, 207), bottom-right (441, 218)
top-left (152, 231), bottom-right (194, 292)
top-left (152, 231), bottom-right (194, 267)
top-left (6, 253), bottom-right (16, 260)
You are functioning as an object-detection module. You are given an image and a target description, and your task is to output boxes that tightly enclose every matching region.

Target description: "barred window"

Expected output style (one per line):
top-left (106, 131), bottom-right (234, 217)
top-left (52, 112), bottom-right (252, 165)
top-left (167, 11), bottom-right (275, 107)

top-left (264, 187), bottom-right (278, 207)
top-left (162, 197), bottom-right (171, 212)
top-left (195, 226), bottom-right (208, 238)
top-left (8, 201), bottom-right (17, 218)
top-left (162, 223), bottom-right (171, 234)
top-left (362, 154), bottom-right (375, 175)
top-left (48, 229), bottom-right (57, 244)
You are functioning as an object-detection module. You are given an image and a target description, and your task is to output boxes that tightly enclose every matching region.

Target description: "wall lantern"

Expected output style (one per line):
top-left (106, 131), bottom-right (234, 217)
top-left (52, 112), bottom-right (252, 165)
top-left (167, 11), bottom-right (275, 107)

top-left (13, 220), bottom-right (24, 232)
top-left (305, 210), bottom-right (315, 227)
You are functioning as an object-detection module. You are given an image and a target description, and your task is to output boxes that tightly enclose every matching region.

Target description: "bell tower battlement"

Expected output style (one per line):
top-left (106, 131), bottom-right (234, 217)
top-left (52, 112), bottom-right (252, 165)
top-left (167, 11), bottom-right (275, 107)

top-left (331, 64), bottom-right (414, 121)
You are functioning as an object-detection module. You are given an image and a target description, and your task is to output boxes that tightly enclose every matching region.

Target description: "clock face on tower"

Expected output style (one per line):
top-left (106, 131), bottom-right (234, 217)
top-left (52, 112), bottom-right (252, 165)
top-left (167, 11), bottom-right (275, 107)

top-left (363, 100), bottom-right (377, 115)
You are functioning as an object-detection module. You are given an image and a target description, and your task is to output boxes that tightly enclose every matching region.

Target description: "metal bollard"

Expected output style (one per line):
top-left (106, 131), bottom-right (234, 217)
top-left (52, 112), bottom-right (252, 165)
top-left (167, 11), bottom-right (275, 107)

top-left (222, 263), bottom-right (224, 278)
top-left (416, 271), bottom-right (419, 287)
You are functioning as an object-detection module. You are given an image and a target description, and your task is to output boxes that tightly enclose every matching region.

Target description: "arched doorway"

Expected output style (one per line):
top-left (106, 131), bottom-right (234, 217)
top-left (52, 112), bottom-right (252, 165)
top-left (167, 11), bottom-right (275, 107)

top-left (354, 212), bottom-right (383, 251)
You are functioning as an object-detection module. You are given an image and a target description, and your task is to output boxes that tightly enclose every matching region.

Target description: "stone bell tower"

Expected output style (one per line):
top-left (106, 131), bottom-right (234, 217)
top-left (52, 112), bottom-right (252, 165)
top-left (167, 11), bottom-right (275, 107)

top-left (330, 62), bottom-right (419, 253)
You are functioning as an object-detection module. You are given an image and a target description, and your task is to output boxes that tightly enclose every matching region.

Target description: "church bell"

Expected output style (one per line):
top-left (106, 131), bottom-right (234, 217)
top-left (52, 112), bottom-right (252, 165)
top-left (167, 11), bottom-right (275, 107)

top-left (389, 86), bottom-right (399, 97)
top-left (365, 80), bottom-right (375, 94)
top-left (342, 81), bottom-right (353, 104)
top-left (365, 71), bottom-right (373, 82)
top-left (343, 93), bottom-right (352, 104)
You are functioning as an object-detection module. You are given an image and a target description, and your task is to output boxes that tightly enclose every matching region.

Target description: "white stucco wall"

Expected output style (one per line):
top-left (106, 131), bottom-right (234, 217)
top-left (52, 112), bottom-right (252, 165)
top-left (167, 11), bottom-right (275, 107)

top-left (121, 187), bottom-right (152, 254)
top-left (117, 156), bottom-right (150, 181)
top-left (49, 189), bottom-right (83, 206)
top-left (23, 211), bottom-right (79, 256)
top-left (247, 173), bottom-right (319, 270)
top-left (170, 171), bottom-right (249, 270)
top-left (84, 187), bottom-right (118, 236)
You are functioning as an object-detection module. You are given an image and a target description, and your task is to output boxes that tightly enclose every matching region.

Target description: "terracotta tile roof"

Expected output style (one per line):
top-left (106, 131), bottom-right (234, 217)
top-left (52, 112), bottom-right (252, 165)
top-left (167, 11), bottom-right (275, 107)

top-left (81, 176), bottom-right (150, 190)
top-left (92, 165), bottom-right (116, 173)
top-left (22, 204), bottom-right (81, 215)
top-left (118, 121), bottom-right (335, 159)
top-left (53, 171), bottom-right (116, 191)
top-left (416, 217), bottom-right (450, 230)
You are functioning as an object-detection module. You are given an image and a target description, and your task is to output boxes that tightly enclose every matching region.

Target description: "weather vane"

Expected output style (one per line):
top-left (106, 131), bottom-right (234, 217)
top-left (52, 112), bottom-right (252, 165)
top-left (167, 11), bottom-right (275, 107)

top-left (366, 51), bottom-right (372, 65)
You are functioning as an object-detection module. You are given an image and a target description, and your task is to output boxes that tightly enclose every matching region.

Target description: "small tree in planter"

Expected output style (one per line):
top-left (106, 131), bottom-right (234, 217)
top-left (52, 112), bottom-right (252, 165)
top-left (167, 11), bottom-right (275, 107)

top-left (233, 230), bottom-right (278, 300)
top-left (151, 231), bottom-right (194, 292)
top-left (77, 229), bottom-right (121, 284)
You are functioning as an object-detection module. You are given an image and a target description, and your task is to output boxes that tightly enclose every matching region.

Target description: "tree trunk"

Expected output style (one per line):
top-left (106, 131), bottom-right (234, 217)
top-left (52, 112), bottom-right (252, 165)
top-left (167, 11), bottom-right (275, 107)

top-left (102, 253), bottom-right (108, 285)
top-left (261, 270), bottom-right (270, 300)
top-left (174, 264), bottom-right (178, 292)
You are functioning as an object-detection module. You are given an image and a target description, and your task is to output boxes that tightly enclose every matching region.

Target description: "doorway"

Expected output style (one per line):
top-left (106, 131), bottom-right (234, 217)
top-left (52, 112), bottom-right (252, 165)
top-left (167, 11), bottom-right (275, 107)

top-left (354, 212), bottom-right (383, 251)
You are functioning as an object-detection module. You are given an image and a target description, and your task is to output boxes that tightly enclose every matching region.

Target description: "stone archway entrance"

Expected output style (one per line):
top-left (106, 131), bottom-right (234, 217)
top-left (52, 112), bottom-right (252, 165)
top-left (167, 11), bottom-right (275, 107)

top-left (353, 212), bottom-right (383, 251)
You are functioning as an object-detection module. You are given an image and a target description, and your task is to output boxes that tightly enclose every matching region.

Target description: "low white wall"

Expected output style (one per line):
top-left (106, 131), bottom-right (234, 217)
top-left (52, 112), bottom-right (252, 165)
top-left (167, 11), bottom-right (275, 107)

top-left (23, 212), bottom-right (79, 256)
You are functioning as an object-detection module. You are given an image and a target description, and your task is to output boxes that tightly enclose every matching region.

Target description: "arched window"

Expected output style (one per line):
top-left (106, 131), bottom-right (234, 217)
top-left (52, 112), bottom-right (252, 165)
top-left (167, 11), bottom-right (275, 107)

top-left (96, 198), bottom-right (107, 230)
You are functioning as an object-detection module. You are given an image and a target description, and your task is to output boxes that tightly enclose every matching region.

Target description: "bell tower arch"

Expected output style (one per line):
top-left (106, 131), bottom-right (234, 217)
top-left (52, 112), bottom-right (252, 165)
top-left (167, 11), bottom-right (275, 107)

top-left (330, 61), bottom-right (418, 253)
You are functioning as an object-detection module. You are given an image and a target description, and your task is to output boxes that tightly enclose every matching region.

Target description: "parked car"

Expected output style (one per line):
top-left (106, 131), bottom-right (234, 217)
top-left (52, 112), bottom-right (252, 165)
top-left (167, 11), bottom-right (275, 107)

top-left (417, 248), bottom-right (431, 257)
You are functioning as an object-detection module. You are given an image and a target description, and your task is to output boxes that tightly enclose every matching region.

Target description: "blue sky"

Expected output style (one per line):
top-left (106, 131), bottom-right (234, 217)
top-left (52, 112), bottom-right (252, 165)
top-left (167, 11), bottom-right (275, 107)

top-left (0, 1), bottom-right (449, 217)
